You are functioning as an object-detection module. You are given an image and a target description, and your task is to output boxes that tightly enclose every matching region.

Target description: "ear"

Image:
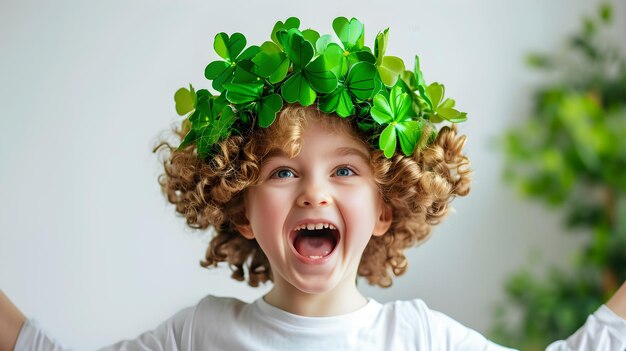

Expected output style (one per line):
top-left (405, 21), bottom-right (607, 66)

top-left (372, 202), bottom-right (393, 237)
top-left (234, 223), bottom-right (255, 239)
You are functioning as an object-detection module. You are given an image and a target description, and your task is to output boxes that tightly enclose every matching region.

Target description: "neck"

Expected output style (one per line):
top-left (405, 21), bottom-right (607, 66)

top-left (263, 277), bottom-right (368, 317)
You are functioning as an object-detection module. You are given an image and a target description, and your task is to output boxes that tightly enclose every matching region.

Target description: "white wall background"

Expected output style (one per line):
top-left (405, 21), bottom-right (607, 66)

top-left (1, 0), bottom-right (625, 348)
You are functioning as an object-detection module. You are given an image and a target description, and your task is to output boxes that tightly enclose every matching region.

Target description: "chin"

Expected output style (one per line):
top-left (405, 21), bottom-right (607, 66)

top-left (289, 273), bottom-right (343, 295)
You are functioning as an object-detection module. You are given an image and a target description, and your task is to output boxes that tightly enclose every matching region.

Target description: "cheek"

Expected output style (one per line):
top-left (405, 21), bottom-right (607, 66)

top-left (338, 184), bottom-right (381, 237)
top-left (246, 187), bottom-right (290, 232)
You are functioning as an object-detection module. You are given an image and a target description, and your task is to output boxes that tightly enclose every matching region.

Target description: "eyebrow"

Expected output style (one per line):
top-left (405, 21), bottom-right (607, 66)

top-left (262, 146), bottom-right (370, 164)
top-left (263, 148), bottom-right (289, 161)
top-left (335, 147), bottom-right (370, 164)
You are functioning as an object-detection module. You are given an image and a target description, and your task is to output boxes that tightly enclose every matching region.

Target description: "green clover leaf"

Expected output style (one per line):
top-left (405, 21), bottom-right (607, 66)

top-left (302, 29), bottom-right (320, 50)
top-left (332, 17), bottom-right (365, 51)
top-left (174, 84), bottom-right (196, 116)
top-left (195, 105), bottom-right (236, 157)
top-left (426, 83), bottom-right (468, 123)
top-left (230, 60), bottom-right (264, 84)
top-left (346, 61), bottom-right (380, 101)
top-left (319, 42), bottom-right (348, 78)
top-left (413, 55), bottom-right (432, 109)
top-left (276, 28), bottom-right (313, 68)
top-left (177, 91), bottom-right (227, 153)
top-left (371, 86), bottom-right (422, 157)
top-left (315, 34), bottom-right (335, 54)
top-left (277, 29), bottom-right (337, 106)
top-left (252, 41), bottom-right (290, 84)
top-left (214, 32), bottom-right (246, 61)
top-left (315, 17), bottom-right (375, 80)
top-left (374, 28), bottom-right (406, 87)
top-left (204, 32), bottom-right (260, 92)
top-left (257, 94), bottom-right (283, 127)
top-left (223, 82), bottom-right (264, 104)
top-left (222, 82), bottom-right (283, 127)
top-left (271, 17), bottom-right (300, 48)
top-left (319, 62), bottom-right (381, 117)
top-left (319, 85), bottom-right (354, 117)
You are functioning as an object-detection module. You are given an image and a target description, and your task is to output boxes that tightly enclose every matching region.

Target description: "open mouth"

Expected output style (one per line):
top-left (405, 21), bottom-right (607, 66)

top-left (290, 223), bottom-right (340, 260)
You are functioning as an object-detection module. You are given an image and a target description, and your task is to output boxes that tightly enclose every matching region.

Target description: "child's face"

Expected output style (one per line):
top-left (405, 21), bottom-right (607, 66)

top-left (237, 119), bottom-right (392, 295)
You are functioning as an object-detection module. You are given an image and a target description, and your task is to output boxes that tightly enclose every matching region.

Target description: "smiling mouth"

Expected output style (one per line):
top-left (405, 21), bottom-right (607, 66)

top-left (291, 227), bottom-right (339, 260)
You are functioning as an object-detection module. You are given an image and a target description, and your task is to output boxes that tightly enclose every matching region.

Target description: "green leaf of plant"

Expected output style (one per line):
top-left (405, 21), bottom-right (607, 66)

top-left (315, 34), bottom-right (335, 54)
top-left (378, 56), bottom-right (405, 87)
top-left (346, 62), bottom-right (379, 101)
top-left (302, 29), bottom-right (320, 49)
top-left (396, 120), bottom-right (421, 156)
top-left (276, 29), bottom-right (313, 68)
top-left (379, 124), bottom-right (397, 158)
top-left (258, 93), bottom-right (283, 127)
top-left (390, 86), bottom-right (412, 121)
top-left (347, 50), bottom-right (376, 66)
top-left (304, 55), bottom-right (338, 93)
top-left (237, 45), bottom-right (260, 61)
top-left (427, 82), bottom-right (444, 109)
top-left (253, 41), bottom-right (290, 83)
top-left (205, 60), bottom-right (231, 79)
top-left (204, 61), bottom-right (235, 92)
top-left (271, 17), bottom-right (301, 48)
top-left (232, 60), bottom-right (262, 83)
top-left (214, 32), bottom-right (246, 61)
top-left (440, 98), bottom-right (455, 109)
top-left (450, 112), bottom-right (467, 123)
top-left (374, 28), bottom-right (389, 66)
top-left (196, 105), bottom-right (236, 157)
top-left (437, 107), bottom-right (467, 122)
top-left (371, 94), bottom-right (393, 124)
top-left (177, 128), bottom-right (197, 150)
top-left (400, 70), bottom-right (417, 90)
top-left (222, 82), bottom-right (263, 104)
top-left (322, 43), bottom-right (348, 78)
top-left (213, 33), bottom-right (230, 60)
top-left (211, 93), bottom-right (228, 116)
top-left (332, 17), bottom-right (364, 51)
top-left (174, 85), bottom-right (195, 116)
top-left (319, 85), bottom-right (354, 117)
top-left (414, 55), bottom-right (432, 108)
top-left (281, 71), bottom-right (316, 106)
top-left (206, 36), bottom-right (258, 92)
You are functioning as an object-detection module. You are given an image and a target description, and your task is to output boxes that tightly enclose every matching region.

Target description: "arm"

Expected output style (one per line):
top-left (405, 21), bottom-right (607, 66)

top-left (416, 281), bottom-right (626, 351)
top-left (606, 281), bottom-right (626, 320)
top-left (3, 291), bottom-right (193, 351)
top-left (0, 290), bottom-right (27, 351)
top-left (545, 281), bottom-right (626, 351)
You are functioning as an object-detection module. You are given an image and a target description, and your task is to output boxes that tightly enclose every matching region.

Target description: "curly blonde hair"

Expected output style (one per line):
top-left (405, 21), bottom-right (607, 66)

top-left (153, 104), bottom-right (471, 288)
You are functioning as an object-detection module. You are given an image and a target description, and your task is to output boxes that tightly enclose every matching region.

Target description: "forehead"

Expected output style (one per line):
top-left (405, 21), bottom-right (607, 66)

top-left (263, 119), bottom-right (371, 162)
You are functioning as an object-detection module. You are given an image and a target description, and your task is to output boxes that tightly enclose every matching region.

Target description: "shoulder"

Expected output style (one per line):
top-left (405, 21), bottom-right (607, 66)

top-left (379, 298), bottom-right (431, 323)
top-left (192, 294), bottom-right (255, 326)
top-left (195, 294), bottom-right (250, 313)
top-left (378, 298), bottom-right (516, 351)
top-left (380, 298), bottom-right (464, 334)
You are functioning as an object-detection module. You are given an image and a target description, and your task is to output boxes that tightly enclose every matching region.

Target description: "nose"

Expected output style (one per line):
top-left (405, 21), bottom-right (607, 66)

top-left (296, 179), bottom-right (333, 208)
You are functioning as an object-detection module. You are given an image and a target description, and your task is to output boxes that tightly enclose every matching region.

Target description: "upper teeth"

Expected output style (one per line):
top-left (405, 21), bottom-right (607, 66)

top-left (294, 223), bottom-right (336, 231)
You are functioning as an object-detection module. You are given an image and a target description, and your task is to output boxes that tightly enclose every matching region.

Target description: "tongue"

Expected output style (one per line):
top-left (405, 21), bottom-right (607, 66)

top-left (294, 234), bottom-right (335, 258)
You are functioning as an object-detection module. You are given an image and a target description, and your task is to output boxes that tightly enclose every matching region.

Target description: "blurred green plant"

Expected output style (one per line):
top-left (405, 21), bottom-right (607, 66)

top-left (491, 3), bottom-right (626, 349)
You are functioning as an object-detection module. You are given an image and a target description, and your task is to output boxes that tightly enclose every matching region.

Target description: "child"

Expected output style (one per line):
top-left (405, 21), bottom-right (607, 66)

top-left (3, 16), bottom-right (626, 351)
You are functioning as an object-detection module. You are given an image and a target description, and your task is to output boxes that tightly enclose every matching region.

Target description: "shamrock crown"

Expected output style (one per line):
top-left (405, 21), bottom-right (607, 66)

top-left (173, 17), bottom-right (467, 159)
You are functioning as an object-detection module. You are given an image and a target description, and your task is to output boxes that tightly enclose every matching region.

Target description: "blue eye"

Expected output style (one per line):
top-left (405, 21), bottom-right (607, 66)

top-left (274, 169), bottom-right (294, 178)
top-left (335, 167), bottom-right (355, 177)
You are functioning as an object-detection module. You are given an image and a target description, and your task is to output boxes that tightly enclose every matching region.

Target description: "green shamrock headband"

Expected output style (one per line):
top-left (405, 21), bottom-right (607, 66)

top-left (173, 17), bottom-right (467, 159)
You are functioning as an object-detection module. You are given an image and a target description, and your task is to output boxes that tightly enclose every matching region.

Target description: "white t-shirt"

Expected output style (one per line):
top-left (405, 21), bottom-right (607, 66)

top-left (14, 295), bottom-right (626, 351)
